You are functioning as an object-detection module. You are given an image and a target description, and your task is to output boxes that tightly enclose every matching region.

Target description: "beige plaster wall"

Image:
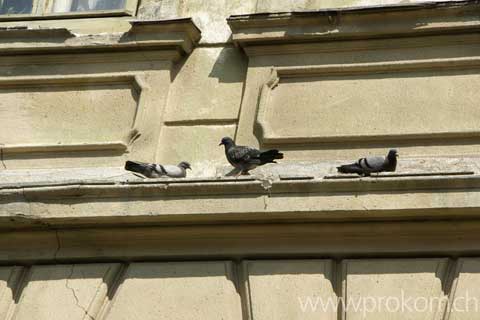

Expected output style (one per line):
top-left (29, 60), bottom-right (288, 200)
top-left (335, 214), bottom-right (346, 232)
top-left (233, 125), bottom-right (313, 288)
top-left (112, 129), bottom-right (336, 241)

top-left (1, 258), bottom-right (479, 319)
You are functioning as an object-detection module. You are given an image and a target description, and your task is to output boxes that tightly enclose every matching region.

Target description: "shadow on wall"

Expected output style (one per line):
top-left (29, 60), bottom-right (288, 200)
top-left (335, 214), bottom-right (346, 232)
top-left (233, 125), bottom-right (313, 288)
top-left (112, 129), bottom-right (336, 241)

top-left (208, 46), bottom-right (248, 83)
top-left (170, 46), bottom-right (247, 84)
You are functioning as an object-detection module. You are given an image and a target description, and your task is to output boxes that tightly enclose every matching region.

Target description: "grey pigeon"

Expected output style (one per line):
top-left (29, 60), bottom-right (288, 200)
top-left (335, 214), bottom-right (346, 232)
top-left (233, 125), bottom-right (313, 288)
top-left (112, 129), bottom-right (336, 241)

top-left (125, 160), bottom-right (191, 178)
top-left (337, 149), bottom-right (398, 176)
top-left (219, 137), bottom-right (283, 176)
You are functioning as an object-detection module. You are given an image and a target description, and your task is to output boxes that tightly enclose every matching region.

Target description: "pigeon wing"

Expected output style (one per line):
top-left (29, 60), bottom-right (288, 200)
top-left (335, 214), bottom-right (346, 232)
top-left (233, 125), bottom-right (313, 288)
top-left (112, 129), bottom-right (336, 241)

top-left (359, 156), bottom-right (386, 171)
top-left (125, 161), bottom-right (157, 177)
top-left (229, 146), bottom-right (262, 165)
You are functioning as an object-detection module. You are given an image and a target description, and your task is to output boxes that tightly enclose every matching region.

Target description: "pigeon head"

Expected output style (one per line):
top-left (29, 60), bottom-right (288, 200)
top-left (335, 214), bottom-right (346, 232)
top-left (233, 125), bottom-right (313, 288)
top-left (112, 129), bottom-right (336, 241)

top-left (178, 161), bottom-right (192, 170)
top-left (219, 137), bottom-right (235, 147)
top-left (387, 149), bottom-right (399, 160)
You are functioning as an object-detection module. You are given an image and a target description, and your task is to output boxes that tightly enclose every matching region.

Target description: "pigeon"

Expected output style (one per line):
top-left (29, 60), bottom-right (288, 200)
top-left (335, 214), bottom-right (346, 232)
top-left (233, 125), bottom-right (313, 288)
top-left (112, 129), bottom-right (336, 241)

top-left (125, 160), bottom-right (191, 178)
top-left (219, 137), bottom-right (283, 176)
top-left (337, 149), bottom-right (398, 176)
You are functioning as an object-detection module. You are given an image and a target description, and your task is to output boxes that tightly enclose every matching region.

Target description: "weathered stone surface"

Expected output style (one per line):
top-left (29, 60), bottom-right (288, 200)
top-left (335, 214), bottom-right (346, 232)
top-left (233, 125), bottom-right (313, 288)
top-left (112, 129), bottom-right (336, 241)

top-left (447, 259), bottom-right (480, 320)
top-left (13, 264), bottom-right (120, 320)
top-left (0, 267), bottom-right (23, 319)
top-left (105, 262), bottom-right (242, 320)
top-left (260, 68), bottom-right (480, 143)
top-left (0, 20), bottom-right (198, 170)
top-left (136, 0), bottom-right (463, 43)
top-left (255, 0), bottom-right (461, 13)
top-left (165, 47), bottom-right (247, 122)
top-left (156, 124), bottom-right (236, 177)
top-left (246, 260), bottom-right (336, 320)
top-left (0, 79), bottom-right (137, 147)
top-left (343, 259), bottom-right (448, 320)
top-left (139, 0), bottom-right (257, 43)
top-left (232, 4), bottom-right (480, 161)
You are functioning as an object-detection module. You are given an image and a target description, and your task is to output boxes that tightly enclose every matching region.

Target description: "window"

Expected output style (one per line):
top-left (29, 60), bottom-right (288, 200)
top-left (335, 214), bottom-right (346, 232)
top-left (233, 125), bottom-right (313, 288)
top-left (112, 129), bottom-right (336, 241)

top-left (52, 0), bottom-right (126, 13)
top-left (0, 0), bottom-right (33, 14)
top-left (0, 0), bottom-right (136, 18)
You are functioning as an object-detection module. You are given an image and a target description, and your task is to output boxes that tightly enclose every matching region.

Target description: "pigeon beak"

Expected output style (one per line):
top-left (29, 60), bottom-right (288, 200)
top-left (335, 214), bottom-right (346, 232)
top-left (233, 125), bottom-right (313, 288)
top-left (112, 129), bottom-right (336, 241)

top-left (187, 166), bottom-right (192, 170)
top-left (219, 142), bottom-right (223, 146)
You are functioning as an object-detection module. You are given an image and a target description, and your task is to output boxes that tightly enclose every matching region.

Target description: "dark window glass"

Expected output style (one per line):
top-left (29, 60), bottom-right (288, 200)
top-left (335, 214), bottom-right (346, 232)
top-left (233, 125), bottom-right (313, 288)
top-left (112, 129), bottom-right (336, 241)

top-left (0, 0), bottom-right (33, 14)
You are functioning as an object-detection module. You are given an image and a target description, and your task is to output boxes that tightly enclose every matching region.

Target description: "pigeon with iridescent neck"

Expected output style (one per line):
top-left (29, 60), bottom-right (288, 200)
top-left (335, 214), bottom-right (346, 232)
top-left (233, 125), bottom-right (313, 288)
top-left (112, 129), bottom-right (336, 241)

top-left (219, 137), bottom-right (283, 176)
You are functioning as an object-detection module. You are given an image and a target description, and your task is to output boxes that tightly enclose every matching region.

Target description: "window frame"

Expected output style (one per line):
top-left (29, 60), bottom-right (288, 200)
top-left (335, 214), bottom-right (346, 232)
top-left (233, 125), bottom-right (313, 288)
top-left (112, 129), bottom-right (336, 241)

top-left (0, 0), bottom-right (138, 21)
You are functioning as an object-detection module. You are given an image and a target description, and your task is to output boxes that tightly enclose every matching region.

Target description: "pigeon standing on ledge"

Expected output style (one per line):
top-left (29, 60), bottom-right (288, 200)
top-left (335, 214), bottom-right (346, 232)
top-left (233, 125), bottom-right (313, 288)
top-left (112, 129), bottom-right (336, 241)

top-left (337, 149), bottom-right (398, 176)
top-left (125, 161), bottom-right (191, 178)
top-left (219, 137), bottom-right (283, 176)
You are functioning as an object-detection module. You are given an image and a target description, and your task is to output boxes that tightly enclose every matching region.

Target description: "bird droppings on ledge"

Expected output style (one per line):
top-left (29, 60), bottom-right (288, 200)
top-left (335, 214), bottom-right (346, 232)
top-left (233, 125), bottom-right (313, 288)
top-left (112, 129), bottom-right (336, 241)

top-left (324, 171), bottom-right (475, 179)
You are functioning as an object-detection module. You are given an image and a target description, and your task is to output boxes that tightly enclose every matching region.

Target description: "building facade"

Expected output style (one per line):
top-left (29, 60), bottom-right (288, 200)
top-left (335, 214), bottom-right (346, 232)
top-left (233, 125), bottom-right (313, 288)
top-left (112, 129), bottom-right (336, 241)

top-left (1, 0), bottom-right (480, 319)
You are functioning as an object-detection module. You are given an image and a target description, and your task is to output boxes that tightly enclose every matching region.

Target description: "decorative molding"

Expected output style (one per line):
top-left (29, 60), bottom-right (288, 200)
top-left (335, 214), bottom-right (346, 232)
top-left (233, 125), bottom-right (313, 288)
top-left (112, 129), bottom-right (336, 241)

top-left (128, 19), bottom-right (201, 54)
top-left (0, 174), bottom-right (480, 229)
top-left (0, 74), bottom-right (147, 155)
top-left (2, 222), bottom-right (480, 263)
top-left (254, 57), bottom-right (480, 145)
top-left (0, 142), bottom-right (127, 154)
top-left (2, 173), bottom-right (479, 197)
top-left (228, 1), bottom-right (480, 52)
top-left (0, 18), bottom-right (201, 58)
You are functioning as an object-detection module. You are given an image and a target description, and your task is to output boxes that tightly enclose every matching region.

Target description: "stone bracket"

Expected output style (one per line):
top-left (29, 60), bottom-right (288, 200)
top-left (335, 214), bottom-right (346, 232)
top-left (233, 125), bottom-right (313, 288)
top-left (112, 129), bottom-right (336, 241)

top-left (0, 18), bottom-right (201, 58)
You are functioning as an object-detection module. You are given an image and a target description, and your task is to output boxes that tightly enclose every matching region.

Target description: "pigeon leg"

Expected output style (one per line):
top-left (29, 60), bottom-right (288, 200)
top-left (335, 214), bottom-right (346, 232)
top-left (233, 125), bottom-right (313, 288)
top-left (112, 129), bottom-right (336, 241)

top-left (225, 168), bottom-right (242, 177)
top-left (234, 170), bottom-right (244, 177)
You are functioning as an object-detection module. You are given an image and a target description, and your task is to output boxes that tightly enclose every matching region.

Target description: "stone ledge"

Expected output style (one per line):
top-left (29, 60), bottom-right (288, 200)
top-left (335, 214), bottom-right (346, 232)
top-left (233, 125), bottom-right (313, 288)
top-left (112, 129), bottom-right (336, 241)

top-left (0, 171), bottom-right (478, 196)
top-left (0, 18), bottom-right (201, 57)
top-left (1, 173), bottom-right (480, 229)
top-left (228, 0), bottom-right (480, 51)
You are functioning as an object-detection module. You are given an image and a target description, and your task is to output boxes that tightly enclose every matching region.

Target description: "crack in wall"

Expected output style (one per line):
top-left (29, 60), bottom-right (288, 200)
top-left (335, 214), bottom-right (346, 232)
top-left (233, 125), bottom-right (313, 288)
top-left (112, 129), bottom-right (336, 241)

top-left (0, 147), bottom-right (6, 169)
top-left (65, 265), bottom-right (95, 320)
top-left (53, 230), bottom-right (61, 262)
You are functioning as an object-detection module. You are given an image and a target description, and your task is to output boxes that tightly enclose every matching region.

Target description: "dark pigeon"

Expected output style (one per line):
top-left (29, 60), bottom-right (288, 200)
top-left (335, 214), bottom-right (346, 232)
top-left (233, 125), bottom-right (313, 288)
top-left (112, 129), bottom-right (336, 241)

top-left (337, 149), bottom-right (398, 176)
top-left (219, 137), bottom-right (283, 176)
top-left (125, 160), bottom-right (191, 178)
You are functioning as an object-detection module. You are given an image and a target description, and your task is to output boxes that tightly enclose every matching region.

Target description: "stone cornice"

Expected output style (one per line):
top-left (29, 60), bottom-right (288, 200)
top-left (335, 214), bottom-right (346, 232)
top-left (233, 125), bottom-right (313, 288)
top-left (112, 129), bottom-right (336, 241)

top-left (227, 0), bottom-right (480, 53)
top-left (1, 174), bottom-right (479, 198)
top-left (0, 18), bottom-right (201, 58)
top-left (1, 174), bottom-right (480, 229)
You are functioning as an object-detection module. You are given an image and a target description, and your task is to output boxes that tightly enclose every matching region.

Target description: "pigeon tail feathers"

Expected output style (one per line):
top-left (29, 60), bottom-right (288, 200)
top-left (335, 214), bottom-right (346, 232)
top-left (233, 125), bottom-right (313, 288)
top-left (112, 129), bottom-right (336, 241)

top-left (337, 163), bottom-right (364, 175)
top-left (125, 161), bottom-right (145, 174)
top-left (259, 149), bottom-right (284, 164)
